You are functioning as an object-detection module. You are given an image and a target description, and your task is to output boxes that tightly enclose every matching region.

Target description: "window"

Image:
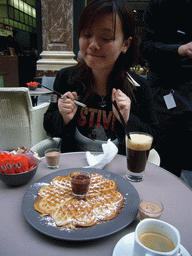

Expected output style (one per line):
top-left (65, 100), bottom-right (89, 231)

top-left (1, 0), bottom-right (37, 32)
top-left (14, 9), bottom-right (19, 21)
top-left (9, 6), bottom-right (14, 19)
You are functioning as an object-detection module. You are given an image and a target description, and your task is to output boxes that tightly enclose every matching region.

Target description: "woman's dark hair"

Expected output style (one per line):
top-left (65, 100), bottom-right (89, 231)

top-left (72, 0), bottom-right (137, 103)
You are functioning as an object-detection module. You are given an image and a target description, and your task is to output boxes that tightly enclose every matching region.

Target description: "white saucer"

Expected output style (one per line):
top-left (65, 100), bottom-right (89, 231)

top-left (113, 232), bottom-right (190, 256)
top-left (113, 232), bottom-right (135, 256)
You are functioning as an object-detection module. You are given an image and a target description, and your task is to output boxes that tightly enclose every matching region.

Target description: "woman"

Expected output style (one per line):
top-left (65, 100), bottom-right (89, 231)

top-left (44, 0), bottom-right (158, 155)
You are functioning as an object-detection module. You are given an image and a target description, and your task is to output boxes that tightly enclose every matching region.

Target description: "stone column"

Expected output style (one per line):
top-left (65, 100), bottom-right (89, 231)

top-left (36, 0), bottom-right (77, 77)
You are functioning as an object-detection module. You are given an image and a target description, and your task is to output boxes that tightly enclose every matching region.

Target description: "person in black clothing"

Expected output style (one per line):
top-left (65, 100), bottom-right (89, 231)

top-left (140, 0), bottom-right (192, 176)
top-left (44, 0), bottom-right (158, 156)
top-left (6, 35), bottom-right (22, 55)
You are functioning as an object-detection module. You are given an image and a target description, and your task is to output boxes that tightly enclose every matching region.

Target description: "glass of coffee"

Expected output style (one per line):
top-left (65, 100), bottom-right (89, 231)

top-left (70, 171), bottom-right (91, 199)
top-left (45, 148), bottom-right (60, 169)
top-left (125, 132), bottom-right (153, 182)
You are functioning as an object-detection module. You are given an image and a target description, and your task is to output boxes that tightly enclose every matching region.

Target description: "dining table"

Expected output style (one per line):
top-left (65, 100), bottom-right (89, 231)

top-left (0, 152), bottom-right (192, 256)
top-left (29, 87), bottom-right (52, 106)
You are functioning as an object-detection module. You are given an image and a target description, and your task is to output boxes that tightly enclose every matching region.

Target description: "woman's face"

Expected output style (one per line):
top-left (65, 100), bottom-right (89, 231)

top-left (79, 13), bottom-right (132, 74)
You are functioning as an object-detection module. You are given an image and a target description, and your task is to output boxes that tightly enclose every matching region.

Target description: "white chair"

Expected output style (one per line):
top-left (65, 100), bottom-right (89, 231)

top-left (0, 87), bottom-right (50, 151)
top-left (41, 77), bottom-right (55, 90)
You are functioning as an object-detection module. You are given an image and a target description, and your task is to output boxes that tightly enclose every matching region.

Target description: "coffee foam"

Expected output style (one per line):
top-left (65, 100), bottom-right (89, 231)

top-left (126, 134), bottom-right (153, 151)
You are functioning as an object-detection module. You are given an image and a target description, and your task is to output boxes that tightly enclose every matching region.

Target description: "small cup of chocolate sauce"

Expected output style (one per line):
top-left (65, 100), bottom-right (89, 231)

top-left (139, 198), bottom-right (164, 220)
top-left (70, 171), bottom-right (91, 199)
top-left (45, 148), bottom-right (60, 169)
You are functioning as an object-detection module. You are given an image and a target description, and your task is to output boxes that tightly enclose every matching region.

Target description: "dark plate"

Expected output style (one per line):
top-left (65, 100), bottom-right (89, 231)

top-left (22, 168), bottom-right (140, 241)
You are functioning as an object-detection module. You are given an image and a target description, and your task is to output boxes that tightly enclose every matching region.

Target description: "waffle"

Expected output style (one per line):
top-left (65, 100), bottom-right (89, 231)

top-left (50, 174), bottom-right (71, 190)
top-left (88, 173), bottom-right (118, 196)
top-left (34, 187), bottom-right (72, 215)
top-left (86, 190), bottom-right (124, 221)
top-left (51, 199), bottom-right (97, 229)
top-left (34, 173), bottom-right (124, 229)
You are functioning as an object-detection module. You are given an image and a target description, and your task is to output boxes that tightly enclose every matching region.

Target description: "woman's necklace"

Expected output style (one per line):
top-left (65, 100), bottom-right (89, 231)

top-left (98, 95), bottom-right (107, 108)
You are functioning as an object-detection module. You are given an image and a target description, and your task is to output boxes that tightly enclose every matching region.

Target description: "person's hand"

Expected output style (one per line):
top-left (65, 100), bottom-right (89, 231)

top-left (178, 41), bottom-right (192, 58)
top-left (58, 91), bottom-right (78, 125)
top-left (112, 88), bottom-right (131, 123)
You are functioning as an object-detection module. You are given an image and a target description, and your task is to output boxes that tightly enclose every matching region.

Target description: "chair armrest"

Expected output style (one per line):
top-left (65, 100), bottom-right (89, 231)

top-left (29, 102), bottom-right (50, 146)
top-left (31, 137), bottom-right (61, 157)
top-left (32, 102), bottom-right (50, 111)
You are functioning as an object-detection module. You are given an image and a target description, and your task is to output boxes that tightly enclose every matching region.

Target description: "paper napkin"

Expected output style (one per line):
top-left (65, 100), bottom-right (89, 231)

top-left (85, 139), bottom-right (118, 169)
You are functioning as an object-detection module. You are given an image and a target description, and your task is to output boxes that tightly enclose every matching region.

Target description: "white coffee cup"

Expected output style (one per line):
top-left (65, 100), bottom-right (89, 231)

top-left (133, 219), bottom-right (182, 256)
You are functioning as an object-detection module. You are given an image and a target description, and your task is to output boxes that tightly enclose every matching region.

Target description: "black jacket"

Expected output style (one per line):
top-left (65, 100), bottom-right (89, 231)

top-left (44, 66), bottom-right (158, 154)
top-left (140, 0), bottom-right (192, 89)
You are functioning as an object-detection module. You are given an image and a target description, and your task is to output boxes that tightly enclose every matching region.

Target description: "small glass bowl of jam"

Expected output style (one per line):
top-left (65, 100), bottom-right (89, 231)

top-left (70, 171), bottom-right (91, 199)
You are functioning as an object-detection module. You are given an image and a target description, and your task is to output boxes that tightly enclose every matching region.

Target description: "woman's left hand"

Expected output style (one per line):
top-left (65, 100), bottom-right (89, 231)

top-left (112, 88), bottom-right (131, 123)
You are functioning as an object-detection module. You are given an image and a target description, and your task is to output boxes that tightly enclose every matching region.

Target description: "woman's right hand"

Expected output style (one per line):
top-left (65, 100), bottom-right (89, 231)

top-left (58, 91), bottom-right (78, 125)
top-left (178, 41), bottom-right (192, 58)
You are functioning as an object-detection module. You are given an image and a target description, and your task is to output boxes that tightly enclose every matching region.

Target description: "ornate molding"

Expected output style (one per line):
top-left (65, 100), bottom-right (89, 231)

top-left (37, 51), bottom-right (77, 71)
